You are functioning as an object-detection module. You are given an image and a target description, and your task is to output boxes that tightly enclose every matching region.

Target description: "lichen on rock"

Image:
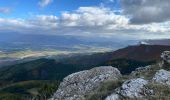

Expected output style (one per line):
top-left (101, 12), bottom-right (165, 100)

top-left (105, 93), bottom-right (120, 100)
top-left (105, 78), bottom-right (153, 99)
top-left (117, 78), bottom-right (149, 98)
top-left (51, 66), bottom-right (121, 100)
top-left (161, 51), bottom-right (170, 64)
top-left (152, 69), bottom-right (170, 85)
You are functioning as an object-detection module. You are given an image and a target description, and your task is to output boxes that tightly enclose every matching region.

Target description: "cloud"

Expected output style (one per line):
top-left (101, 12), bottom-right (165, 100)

top-left (0, 7), bottom-right (11, 14)
top-left (0, 7), bottom-right (169, 39)
top-left (60, 7), bottom-right (129, 27)
top-left (121, 0), bottom-right (170, 24)
top-left (38, 0), bottom-right (53, 8)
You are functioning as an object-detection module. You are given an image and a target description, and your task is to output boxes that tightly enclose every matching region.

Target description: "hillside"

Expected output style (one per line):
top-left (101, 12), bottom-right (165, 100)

top-left (1, 44), bottom-right (169, 83)
top-left (109, 44), bottom-right (170, 61)
top-left (0, 59), bottom-right (97, 83)
top-left (0, 80), bottom-right (59, 100)
top-left (59, 44), bottom-right (170, 73)
top-left (61, 44), bottom-right (170, 65)
top-left (1, 44), bottom-right (170, 99)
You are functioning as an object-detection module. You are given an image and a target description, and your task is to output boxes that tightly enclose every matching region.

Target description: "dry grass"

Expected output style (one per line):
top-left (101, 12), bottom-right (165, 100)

top-left (144, 83), bottom-right (170, 100)
top-left (85, 79), bottom-right (124, 100)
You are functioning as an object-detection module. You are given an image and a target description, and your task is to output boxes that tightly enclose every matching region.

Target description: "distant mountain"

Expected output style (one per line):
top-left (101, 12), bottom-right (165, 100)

top-left (61, 44), bottom-right (170, 65)
top-left (143, 39), bottom-right (170, 46)
top-left (0, 32), bottom-right (137, 52)
top-left (109, 44), bottom-right (170, 62)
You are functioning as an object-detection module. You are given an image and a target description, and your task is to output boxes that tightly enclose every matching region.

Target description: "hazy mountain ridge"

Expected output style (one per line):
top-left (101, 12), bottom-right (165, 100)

top-left (110, 44), bottom-right (170, 61)
top-left (0, 33), bottom-right (136, 52)
top-left (143, 39), bottom-right (170, 46)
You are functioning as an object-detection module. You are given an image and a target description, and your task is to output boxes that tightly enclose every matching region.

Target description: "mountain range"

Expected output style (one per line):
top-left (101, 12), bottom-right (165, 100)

top-left (143, 39), bottom-right (170, 46)
top-left (0, 33), bottom-right (137, 53)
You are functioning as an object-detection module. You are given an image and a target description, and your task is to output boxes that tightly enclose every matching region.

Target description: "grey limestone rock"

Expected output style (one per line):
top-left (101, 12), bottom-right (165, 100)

top-left (51, 66), bottom-right (121, 100)
top-left (152, 69), bottom-right (170, 85)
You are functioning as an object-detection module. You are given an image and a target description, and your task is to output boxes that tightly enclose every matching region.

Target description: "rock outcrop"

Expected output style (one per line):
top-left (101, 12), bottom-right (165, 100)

top-left (105, 93), bottom-right (120, 100)
top-left (51, 66), bottom-right (121, 100)
top-left (105, 78), bottom-right (152, 99)
top-left (135, 65), bottom-right (151, 72)
top-left (152, 69), bottom-right (170, 85)
top-left (117, 78), bottom-right (149, 98)
top-left (130, 65), bottom-right (151, 77)
top-left (161, 51), bottom-right (170, 64)
top-left (106, 78), bottom-right (154, 99)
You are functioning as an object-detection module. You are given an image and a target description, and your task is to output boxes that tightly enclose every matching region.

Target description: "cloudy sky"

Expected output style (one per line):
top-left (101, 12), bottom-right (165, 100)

top-left (0, 0), bottom-right (170, 39)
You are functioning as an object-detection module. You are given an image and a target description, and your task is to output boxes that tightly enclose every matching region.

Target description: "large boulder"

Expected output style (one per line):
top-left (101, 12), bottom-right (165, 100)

top-left (51, 66), bottom-right (121, 100)
top-left (152, 69), bottom-right (170, 85)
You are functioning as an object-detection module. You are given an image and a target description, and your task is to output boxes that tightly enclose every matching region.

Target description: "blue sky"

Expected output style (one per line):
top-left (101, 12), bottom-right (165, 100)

top-left (0, 0), bottom-right (118, 18)
top-left (0, 0), bottom-right (170, 39)
top-left (0, 0), bottom-right (123, 19)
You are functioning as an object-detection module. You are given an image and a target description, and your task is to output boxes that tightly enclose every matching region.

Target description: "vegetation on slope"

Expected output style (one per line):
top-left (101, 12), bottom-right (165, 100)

top-left (0, 80), bottom-right (59, 100)
top-left (0, 58), bottom-right (95, 82)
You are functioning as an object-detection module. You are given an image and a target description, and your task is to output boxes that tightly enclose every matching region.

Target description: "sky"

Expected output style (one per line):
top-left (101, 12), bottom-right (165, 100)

top-left (0, 0), bottom-right (170, 39)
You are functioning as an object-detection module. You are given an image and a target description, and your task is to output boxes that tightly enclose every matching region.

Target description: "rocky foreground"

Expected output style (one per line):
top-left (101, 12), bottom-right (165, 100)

top-left (51, 51), bottom-right (170, 100)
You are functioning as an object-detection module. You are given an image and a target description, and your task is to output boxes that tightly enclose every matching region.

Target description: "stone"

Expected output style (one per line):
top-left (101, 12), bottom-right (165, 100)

top-left (152, 69), bottom-right (170, 85)
top-left (118, 78), bottom-right (148, 98)
top-left (161, 51), bottom-right (170, 64)
top-left (51, 66), bottom-right (121, 100)
top-left (105, 93), bottom-right (120, 100)
top-left (135, 65), bottom-right (151, 72)
top-left (131, 65), bottom-right (151, 76)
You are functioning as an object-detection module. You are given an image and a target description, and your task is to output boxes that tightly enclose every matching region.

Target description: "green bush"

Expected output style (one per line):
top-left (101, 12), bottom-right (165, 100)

top-left (36, 81), bottom-right (59, 100)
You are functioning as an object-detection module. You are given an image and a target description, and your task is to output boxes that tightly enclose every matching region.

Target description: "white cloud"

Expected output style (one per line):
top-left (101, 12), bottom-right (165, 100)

top-left (0, 6), bottom-right (169, 39)
top-left (38, 0), bottom-right (53, 8)
top-left (60, 7), bottom-right (129, 27)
